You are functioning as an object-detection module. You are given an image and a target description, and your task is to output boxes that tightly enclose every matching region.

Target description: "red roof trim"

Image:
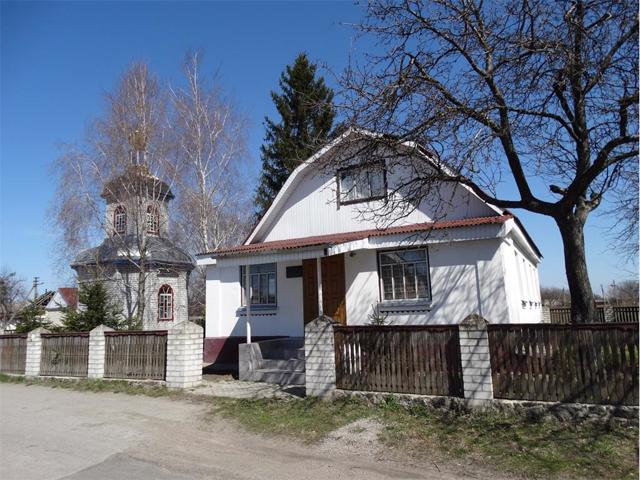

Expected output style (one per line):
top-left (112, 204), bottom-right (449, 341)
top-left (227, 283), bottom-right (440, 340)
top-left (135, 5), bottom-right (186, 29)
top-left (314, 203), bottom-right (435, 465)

top-left (202, 215), bottom-right (513, 257)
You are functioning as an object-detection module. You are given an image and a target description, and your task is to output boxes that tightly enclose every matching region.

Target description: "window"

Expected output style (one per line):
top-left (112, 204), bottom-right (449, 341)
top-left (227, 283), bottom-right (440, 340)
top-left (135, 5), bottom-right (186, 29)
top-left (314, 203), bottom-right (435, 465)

top-left (378, 248), bottom-right (431, 302)
top-left (158, 284), bottom-right (173, 320)
top-left (338, 163), bottom-right (386, 204)
top-left (146, 205), bottom-right (160, 235)
top-left (240, 263), bottom-right (277, 306)
top-left (113, 205), bottom-right (127, 235)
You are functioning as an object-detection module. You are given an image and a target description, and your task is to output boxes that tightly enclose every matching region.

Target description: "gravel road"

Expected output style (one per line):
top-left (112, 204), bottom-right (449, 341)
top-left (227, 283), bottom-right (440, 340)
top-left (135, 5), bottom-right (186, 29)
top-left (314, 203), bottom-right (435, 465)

top-left (0, 383), bottom-right (492, 480)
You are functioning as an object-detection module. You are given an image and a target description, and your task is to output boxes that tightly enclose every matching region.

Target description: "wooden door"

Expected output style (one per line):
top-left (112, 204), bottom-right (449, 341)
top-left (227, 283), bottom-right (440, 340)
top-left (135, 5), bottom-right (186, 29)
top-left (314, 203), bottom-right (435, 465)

top-left (321, 254), bottom-right (347, 325)
top-left (302, 259), bottom-right (319, 325)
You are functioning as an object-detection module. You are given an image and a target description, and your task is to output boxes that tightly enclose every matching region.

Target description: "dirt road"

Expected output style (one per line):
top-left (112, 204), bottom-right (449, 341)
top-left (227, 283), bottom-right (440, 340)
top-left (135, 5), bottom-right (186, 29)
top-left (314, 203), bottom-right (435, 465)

top-left (0, 383), bottom-right (485, 480)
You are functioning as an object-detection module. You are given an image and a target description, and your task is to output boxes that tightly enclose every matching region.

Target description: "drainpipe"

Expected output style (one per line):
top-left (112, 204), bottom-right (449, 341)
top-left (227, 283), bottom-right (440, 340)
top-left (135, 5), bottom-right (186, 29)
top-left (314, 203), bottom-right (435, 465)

top-left (245, 263), bottom-right (251, 344)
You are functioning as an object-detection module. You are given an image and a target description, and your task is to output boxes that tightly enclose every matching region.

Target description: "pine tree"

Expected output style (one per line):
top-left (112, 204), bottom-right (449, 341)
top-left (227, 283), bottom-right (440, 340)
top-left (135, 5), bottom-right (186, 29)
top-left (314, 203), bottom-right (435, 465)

top-left (62, 282), bottom-right (123, 331)
top-left (255, 53), bottom-right (335, 216)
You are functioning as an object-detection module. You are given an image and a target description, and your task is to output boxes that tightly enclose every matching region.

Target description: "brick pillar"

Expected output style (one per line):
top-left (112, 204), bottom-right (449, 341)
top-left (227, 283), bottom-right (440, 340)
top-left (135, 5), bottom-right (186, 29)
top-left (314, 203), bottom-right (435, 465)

top-left (305, 315), bottom-right (337, 398)
top-left (541, 306), bottom-right (551, 323)
top-left (459, 314), bottom-right (493, 406)
top-left (88, 325), bottom-right (114, 379)
top-left (25, 327), bottom-right (50, 377)
top-left (166, 321), bottom-right (203, 389)
top-left (603, 305), bottom-right (614, 323)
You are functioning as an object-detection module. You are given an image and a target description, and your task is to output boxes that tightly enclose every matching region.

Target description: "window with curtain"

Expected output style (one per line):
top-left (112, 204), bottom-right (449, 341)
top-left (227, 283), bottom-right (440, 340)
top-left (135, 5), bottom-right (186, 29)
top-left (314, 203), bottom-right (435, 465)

top-left (240, 263), bottom-right (277, 306)
top-left (378, 248), bottom-right (431, 302)
top-left (158, 284), bottom-right (173, 320)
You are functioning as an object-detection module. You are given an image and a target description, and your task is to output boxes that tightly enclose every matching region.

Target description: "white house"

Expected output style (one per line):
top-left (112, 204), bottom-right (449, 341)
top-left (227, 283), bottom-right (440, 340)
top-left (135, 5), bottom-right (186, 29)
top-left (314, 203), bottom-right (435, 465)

top-left (196, 129), bottom-right (542, 366)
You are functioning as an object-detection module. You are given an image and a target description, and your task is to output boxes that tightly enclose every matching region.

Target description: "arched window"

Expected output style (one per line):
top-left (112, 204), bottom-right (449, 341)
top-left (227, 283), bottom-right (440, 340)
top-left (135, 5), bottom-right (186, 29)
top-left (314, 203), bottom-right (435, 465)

top-left (146, 205), bottom-right (160, 235)
top-left (158, 284), bottom-right (173, 321)
top-left (113, 205), bottom-right (127, 235)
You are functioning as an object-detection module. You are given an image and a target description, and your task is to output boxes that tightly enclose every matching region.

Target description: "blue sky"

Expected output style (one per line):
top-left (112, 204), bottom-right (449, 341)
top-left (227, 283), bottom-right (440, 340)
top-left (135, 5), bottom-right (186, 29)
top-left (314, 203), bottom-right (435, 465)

top-left (0, 1), bottom-right (636, 293)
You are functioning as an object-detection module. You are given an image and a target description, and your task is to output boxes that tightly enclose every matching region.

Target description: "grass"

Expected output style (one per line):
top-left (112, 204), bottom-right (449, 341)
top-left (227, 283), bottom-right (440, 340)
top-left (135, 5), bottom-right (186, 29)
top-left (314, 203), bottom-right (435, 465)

top-left (210, 394), bottom-right (639, 479)
top-left (2, 374), bottom-right (637, 479)
top-left (211, 396), bottom-right (369, 443)
top-left (0, 373), bottom-right (181, 398)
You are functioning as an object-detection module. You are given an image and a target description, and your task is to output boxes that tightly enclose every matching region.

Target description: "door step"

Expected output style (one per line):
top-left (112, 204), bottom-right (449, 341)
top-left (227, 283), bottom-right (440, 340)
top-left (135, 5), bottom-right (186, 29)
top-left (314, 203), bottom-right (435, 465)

top-left (253, 368), bottom-right (305, 386)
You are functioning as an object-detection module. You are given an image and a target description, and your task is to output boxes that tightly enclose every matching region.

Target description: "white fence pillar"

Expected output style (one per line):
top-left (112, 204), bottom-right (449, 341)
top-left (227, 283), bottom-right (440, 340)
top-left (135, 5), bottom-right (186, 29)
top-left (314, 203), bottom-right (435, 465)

top-left (459, 314), bottom-right (494, 406)
top-left (88, 325), bottom-right (114, 379)
top-left (166, 321), bottom-right (203, 389)
top-left (25, 327), bottom-right (49, 377)
top-left (305, 315), bottom-right (337, 398)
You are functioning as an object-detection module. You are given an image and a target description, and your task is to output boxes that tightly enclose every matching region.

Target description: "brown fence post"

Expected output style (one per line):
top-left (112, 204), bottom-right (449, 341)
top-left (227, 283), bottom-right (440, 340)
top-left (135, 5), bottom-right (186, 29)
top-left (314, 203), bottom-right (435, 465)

top-left (88, 325), bottom-right (114, 379)
top-left (459, 315), bottom-right (494, 406)
top-left (166, 321), bottom-right (203, 388)
top-left (25, 327), bottom-right (50, 377)
top-left (305, 315), bottom-right (338, 398)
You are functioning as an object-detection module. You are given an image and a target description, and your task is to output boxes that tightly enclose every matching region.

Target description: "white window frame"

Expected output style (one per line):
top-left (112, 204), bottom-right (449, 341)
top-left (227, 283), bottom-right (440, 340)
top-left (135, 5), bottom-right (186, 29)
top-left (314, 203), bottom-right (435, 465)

top-left (158, 284), bottom-right (173, 321)
top-left (337, 162), bottom-right (387, 205)
top-left (113, 205), bottom-right (127, 235)
top-left (240, 263), bottom-right (277, 307)
top-left (378, 247), bottom-right (432, 305)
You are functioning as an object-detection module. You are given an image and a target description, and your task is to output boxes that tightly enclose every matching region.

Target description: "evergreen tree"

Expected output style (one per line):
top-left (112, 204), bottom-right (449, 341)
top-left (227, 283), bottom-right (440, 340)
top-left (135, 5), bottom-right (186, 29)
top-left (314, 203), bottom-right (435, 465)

top-left (255, 53), bottom-right (335, 216)
top-left (14, 302), bottom-right (50, 333)
top-left (62, 282), bottom-right (123, 331)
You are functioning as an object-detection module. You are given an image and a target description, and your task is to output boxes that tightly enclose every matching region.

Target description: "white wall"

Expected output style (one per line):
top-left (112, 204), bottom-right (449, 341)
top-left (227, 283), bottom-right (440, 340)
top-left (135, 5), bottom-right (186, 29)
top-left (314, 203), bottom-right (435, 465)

top-left (255, 162), bottom-right (496, 243)
top-left (345, 238), bottom-right (511, 325)
top-left (501, 236), bottom-right (542, 323)
top-left (205, 237), bottom-right (540, 338)
top-left (205, 259), bottom-right (304, 339)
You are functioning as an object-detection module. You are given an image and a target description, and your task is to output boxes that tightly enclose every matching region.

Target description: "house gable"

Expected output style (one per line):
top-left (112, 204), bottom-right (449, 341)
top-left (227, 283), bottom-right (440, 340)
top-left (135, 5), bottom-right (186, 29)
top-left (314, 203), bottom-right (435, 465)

top-left (249, 130), bottom-right (498, 244)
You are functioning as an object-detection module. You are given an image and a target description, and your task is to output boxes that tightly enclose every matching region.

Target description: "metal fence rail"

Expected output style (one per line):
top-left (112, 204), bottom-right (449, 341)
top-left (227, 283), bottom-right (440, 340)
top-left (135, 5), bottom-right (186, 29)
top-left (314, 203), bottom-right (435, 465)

top-left (104, 331), bottom-right (167, 380)
top-left (487, 323), bottom-right (639, 406)
top-left (40, 333), bottom-right (89, 377)
top-left (334, 325), bottom-right (463, 397)
top-left (0, 334), bottom-right (27, 374)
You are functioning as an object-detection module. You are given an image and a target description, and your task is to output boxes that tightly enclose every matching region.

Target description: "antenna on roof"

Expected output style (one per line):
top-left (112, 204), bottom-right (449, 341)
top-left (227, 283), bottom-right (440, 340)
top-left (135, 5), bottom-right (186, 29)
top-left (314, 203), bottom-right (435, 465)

top-left (32, 277), bottom-right (43, 300)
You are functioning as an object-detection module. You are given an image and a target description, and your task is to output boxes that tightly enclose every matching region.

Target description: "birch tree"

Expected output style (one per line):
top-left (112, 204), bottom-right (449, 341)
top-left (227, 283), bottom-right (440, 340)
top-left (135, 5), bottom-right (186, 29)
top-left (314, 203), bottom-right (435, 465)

top-left (52, 62), bottom-right (178, 327)
top-left (170, 52), bottom-right (251, 313)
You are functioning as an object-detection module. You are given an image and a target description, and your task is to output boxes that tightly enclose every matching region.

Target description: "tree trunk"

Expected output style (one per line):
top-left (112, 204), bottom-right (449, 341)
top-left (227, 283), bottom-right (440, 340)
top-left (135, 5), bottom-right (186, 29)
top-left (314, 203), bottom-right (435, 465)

top-left (556, 215), bottom-right (596, 323)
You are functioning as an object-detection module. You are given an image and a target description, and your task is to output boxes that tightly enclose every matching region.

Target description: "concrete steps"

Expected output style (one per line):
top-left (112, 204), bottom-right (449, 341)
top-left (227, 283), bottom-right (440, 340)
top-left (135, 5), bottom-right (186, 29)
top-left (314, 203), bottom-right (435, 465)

top-left (261, 358), bottom-right (305, 371)
top-left (252, 368), bottom-right (305, 386)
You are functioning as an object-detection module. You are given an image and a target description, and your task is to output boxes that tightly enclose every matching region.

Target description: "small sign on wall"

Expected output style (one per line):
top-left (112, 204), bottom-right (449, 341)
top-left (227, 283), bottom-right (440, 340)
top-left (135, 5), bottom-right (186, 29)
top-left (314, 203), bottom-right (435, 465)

top-left (286, 266), bottom-right (303, 278)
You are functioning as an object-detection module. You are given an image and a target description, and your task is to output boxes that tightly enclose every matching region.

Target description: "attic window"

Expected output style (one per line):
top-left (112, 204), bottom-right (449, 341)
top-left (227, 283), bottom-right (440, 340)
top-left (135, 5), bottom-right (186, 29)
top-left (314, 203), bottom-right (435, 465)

top-left (113, 205), bottom-right (127, 235)
top-left (338, 162), bottom-right (386, 205)
top-left (146, 205), bottom-right (160, 235)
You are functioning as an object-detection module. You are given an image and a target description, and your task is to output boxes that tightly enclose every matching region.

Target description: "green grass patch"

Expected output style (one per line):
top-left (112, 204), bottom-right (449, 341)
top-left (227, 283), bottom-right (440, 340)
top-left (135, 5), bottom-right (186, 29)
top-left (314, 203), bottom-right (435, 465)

top-left (376, 399), bottom-right (639, 480)
top-left (211, 396), bottom-right (369, 443)
top-left (210, 394), bottom-right (638, 479)
top-left (0, 373), bottom-right (180, 398)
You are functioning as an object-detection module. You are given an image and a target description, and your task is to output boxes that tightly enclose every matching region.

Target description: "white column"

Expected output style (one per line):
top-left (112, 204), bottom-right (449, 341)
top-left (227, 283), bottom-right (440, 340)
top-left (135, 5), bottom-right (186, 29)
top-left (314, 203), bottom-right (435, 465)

top-left (88, 325), bottom-right (114, 379)
top-left (166, 321), bottom-right (204, 389)
top-left (244, 264), bottom-right (251, 344)
top-left (25, 327), bottom-right (49, 377)
top-left (316, 256), bottom-right (323, 317)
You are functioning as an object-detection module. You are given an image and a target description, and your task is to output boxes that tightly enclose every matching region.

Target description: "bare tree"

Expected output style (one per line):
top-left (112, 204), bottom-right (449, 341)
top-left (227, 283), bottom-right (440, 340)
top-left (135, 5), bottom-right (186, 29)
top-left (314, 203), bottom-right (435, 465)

top-left (339, 0), bottom-right (638, 322)
top-left (0, 268), bottom-right (26, 331)
top-left (169, 52), bottom-right (252, 314)
top-left (52, 63), bottom-right (181, 327)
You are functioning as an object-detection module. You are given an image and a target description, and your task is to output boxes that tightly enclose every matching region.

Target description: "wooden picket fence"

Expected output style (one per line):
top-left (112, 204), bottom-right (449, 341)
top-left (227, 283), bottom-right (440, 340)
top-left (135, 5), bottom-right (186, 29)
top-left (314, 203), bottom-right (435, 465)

top-left (104, 331), bottom-right (167, 380)
top-left (549, 306), bottom-right (639, 324)
top-left (334, 325), bottom-right (463, 397)
top-left (0, 334), bottom-right (27, 374)
top-left (487, 323), bottom-right (639, 406)
top-left (40, 332), bottom-right (89, 377)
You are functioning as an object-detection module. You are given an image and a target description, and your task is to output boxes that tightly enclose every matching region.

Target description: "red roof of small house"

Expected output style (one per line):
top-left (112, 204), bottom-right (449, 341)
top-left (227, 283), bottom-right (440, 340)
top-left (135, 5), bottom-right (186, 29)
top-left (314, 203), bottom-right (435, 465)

top-left (58, 288), bottom-right (78, 309)
top-left (202, 214), bottom-right (513, 258)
